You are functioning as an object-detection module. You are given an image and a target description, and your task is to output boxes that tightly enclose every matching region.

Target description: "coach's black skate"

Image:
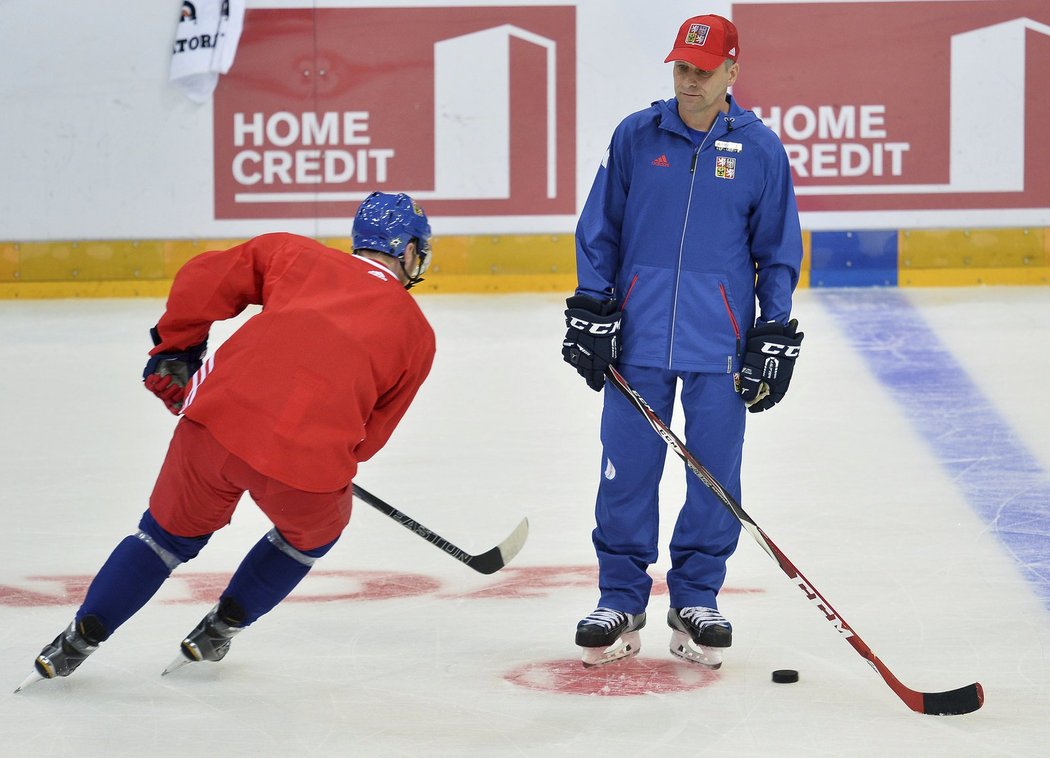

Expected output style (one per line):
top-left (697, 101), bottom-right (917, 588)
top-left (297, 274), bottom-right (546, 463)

top-left (575, 607), bottom-right (646, 668)
top-left (162, 600), bottom-right (245, 675)
top-left (668, 606), bottom-right (732, 669)
top-left (15, 616), bottom-right (107, 691)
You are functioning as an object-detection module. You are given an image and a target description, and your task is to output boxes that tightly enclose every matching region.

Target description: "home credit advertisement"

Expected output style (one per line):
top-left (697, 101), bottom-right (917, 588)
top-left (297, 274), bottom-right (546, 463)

top-left (212, 6), bottom-right (575, 219)
top-left (731, 0), bottom-right (1050, 212)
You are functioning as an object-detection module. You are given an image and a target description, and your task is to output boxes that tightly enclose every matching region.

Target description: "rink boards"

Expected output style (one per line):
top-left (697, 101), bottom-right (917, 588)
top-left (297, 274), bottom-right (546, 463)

top-left (2, 227), bottom-right (1049, 299)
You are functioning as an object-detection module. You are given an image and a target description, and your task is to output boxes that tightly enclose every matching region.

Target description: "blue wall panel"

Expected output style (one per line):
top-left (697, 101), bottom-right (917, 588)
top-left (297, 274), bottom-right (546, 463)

top-left (810, 230), bottom-right (898, 287)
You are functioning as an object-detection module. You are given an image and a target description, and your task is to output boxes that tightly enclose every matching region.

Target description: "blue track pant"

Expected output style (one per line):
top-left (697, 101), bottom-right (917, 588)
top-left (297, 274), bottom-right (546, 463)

top-left (593, 363), bottom-right (744, 614)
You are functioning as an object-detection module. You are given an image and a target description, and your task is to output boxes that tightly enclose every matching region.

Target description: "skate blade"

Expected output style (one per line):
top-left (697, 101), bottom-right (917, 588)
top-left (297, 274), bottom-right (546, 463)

top-left (161, 653), bottom-right (194, 676)
top-left (669, 630), bottom-right (724, 669)
top-left (580, 630), bottom-right (642, 668)
top-left (14, 670), bottom-right (45, 693)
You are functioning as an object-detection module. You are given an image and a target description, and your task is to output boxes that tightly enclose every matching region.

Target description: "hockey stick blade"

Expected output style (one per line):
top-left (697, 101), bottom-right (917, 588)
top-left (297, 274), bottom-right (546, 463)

top-left (606, 365), bottom-right (983, 716)
top-left (352, 484), bottom-right (528, 574)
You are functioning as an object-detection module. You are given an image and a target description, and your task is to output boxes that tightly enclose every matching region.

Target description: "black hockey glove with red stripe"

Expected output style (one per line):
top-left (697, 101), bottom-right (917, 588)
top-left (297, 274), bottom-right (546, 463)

top-left (562, 295), bottom-right (620, 392)
top-left (737, 319), bottom-right (804, 413)
top-left (142, 327), bottom-right (207, 415)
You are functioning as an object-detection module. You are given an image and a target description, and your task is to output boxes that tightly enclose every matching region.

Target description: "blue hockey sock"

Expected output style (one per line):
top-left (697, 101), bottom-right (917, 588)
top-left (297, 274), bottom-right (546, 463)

top-left (222, 530), bottom-right (336, 626)
top-left (76, 511), bottom-right (212, 639)
top-left (76, 535), bottom-right (174, 639)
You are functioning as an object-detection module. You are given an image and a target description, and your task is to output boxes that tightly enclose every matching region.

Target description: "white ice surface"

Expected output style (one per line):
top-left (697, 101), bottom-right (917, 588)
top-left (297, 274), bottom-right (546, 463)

top-left (1, 288), bottom-right (1048, 757)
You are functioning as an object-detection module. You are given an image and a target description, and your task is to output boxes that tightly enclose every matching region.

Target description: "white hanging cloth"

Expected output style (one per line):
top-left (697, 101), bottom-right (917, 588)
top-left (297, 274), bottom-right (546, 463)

top-left (169, 0), bottom-right (246, 103)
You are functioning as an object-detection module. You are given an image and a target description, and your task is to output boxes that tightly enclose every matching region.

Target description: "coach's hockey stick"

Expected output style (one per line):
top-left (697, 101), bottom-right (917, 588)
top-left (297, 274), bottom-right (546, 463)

top-left (352, 484), bottom-right (528, 574)
top-left (605, 365), bottom-right (983, 716)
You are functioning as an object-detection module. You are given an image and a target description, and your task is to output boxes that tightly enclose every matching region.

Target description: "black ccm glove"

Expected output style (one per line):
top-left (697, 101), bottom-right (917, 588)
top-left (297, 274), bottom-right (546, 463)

top-left (737, 318), bottom-right (804, 413)
top-left (562, 295), bottom-right (620, 391)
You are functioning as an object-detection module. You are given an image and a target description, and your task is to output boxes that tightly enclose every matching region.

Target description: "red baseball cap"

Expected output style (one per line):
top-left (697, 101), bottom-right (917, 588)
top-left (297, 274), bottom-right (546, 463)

top-left (664, 14), bottom-right (739, 71)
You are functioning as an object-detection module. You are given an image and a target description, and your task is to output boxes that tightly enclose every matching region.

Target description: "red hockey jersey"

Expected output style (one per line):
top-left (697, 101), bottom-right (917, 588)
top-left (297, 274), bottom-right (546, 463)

top-left (149, 232), bottom-right (435, 492)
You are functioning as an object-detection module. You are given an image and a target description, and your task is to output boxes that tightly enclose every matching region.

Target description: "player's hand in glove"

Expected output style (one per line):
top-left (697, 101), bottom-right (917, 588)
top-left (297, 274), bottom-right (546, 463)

top-left (737, 318), bottom-right (804, 413)
top-left (562, 295), bottom-right (620, 391)
top-left (142, 327), bottom-right (207, 415)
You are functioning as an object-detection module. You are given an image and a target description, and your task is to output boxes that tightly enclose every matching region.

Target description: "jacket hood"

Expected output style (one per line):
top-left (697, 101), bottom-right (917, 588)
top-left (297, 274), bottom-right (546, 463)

top-left (653, 94), bottom-right (759, 140)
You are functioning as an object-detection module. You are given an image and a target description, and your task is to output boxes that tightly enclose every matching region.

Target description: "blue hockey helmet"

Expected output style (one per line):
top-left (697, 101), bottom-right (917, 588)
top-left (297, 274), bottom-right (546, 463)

top-left (352, 191), bottom-right (432, 268)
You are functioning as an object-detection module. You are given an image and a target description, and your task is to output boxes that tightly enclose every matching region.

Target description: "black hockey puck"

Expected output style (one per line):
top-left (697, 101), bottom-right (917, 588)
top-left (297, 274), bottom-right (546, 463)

top-left (772, 669), bottom-right (799, 684)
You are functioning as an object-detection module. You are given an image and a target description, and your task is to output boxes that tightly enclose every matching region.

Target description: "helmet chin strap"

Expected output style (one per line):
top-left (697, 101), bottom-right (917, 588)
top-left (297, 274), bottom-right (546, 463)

top-left (400, 261), bottom-right (424, 290)
top-left (399, 242), bottom-right (429, 290)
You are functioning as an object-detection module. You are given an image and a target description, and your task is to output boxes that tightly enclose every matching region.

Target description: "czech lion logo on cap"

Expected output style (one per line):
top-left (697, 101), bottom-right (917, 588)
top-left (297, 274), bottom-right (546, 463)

top-left (685, 23), bottom-right (710, 46)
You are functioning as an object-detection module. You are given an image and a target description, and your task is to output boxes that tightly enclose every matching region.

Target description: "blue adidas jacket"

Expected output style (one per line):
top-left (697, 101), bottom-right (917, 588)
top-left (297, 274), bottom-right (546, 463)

top-left (575, 95), bottom-right (802, 374)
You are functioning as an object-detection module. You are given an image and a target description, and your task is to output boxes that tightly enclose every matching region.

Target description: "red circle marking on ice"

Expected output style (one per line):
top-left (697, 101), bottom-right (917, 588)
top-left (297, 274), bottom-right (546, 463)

top-left (504, 658), bottom-right (718, 696)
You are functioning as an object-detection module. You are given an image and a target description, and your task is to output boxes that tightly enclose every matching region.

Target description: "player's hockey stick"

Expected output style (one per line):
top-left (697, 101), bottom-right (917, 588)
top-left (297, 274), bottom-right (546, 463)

top-left (605, 365), bottom-right (984, 716)
top-left (352, 484), bottom-right (528, 574)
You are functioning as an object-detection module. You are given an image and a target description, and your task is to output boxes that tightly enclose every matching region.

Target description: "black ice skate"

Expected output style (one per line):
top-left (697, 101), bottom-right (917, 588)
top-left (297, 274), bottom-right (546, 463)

top-left (162, 601), bottom-right (245, 676)
top-left (575, 607), bottom-right (646, 667)
top-left (668, 606), bottom-right (732, 669)
top-left (15, 616), bottom-right (106, 692)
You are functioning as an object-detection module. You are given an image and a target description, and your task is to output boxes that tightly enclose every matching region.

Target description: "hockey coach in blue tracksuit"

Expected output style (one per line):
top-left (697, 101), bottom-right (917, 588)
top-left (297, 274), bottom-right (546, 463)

top-left (562, 13), bottom-right (804, 669)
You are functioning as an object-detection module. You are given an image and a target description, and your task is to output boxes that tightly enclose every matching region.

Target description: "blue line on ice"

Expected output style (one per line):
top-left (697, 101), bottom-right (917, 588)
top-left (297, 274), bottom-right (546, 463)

top-left (817, 289), bottom-right (1050, 610)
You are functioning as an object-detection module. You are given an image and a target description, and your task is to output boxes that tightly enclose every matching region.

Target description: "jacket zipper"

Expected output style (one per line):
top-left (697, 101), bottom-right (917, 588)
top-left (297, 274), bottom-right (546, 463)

top-left (668, 128), bottom-right (713, 368)
top-left (620, 274), bottom-right (639, 310)
top-left (719, 282), bottom-right (741, 372)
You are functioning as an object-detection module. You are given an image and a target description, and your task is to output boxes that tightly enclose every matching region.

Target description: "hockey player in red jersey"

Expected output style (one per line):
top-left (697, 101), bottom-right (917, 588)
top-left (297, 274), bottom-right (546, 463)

top-left (20, 191), bottom-right (436, 688)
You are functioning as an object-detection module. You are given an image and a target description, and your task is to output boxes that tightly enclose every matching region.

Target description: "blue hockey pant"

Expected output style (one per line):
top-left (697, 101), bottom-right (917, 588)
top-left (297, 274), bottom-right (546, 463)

top-left (593, 363), bottom-right (744, 614)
